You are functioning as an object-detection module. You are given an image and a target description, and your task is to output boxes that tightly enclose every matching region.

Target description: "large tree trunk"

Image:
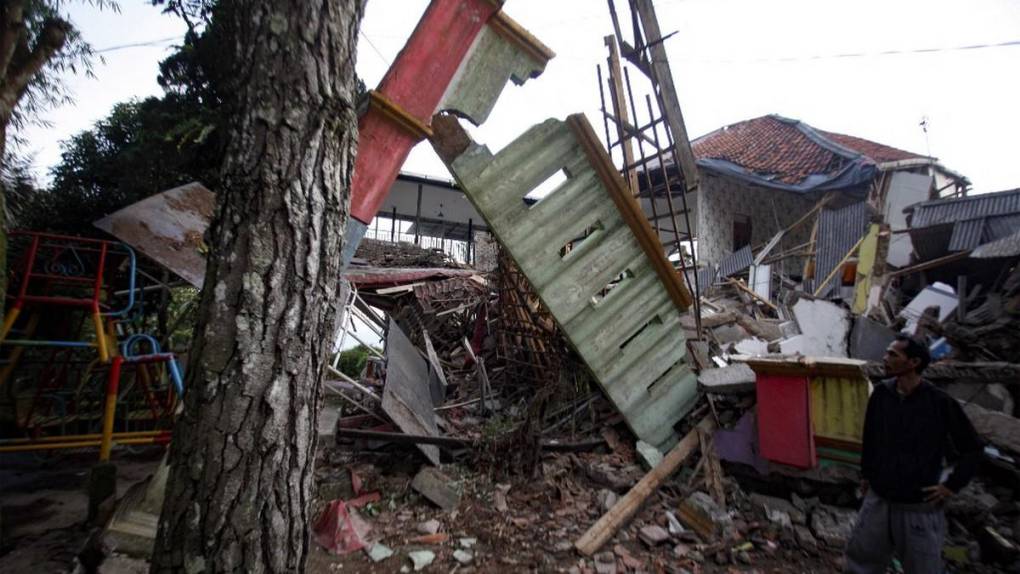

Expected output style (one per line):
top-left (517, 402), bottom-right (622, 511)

top-left (151, 2), bottom-right (363, 572)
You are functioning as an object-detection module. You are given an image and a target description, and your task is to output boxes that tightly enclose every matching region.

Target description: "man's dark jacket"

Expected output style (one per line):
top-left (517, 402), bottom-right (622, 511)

top-left (861, 379), bottom-right (983, 503)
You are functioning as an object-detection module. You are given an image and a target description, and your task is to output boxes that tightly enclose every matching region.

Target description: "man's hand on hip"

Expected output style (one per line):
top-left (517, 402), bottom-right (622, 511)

top-left (923, 484), bottom-right (953, 504)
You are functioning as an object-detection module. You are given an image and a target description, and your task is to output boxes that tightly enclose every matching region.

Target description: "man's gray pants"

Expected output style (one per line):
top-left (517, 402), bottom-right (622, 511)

top-left (845, 490), bottom-right (946, 574)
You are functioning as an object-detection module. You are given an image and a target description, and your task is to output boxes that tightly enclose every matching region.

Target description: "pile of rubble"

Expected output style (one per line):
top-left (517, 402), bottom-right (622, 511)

top-left (310, 185), bottom-right (1020, 573)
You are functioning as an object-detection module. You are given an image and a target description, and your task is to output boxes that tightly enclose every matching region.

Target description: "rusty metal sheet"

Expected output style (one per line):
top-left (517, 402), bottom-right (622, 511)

top-left (382, 318), bottom-right (441, 465)
top-left (94, 182), bottom-right (214, 288)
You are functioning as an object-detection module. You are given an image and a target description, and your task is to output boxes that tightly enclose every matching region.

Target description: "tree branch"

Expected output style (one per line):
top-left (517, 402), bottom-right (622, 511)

top-left (2, 17), bottom-right (70, 104)
top-left (0, 0), bottom-right (27, 83)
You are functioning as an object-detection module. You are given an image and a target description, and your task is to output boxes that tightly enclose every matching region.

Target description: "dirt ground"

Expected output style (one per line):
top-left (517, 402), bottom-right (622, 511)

top-left (2, 399), bottom-right (1013, 573)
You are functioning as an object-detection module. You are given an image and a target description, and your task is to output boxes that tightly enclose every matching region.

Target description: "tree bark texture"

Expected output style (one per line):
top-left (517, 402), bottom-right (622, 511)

top-left (151, 2), bottom-right (363, 572)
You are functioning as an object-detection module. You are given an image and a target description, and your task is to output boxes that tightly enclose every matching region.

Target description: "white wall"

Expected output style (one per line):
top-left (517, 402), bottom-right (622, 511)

top-left (883, 171), bottom-right (932, 267)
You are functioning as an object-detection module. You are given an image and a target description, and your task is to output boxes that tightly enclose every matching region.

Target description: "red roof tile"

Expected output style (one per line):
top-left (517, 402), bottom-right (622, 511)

top-left (817, 130), bottom-right (925, 164)
top-left (692, 115), bottom-right (927, 186)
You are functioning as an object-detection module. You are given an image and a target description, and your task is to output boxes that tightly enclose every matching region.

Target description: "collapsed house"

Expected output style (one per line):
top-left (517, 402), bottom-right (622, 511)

top-left (687, 114), bottom-right (969, 270)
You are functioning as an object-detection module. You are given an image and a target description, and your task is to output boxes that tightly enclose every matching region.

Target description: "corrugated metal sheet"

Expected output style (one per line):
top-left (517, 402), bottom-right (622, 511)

top-left (947, 218), bottom-right (986, 251)
top-left (909, 188), bottom-right (1020, 229)
top-left (693, 267), bottom-right (718, 291)
top-left (718, 245), bottom-right (753, 278)
top-left (814, 201), bottom-right (872, 298)
top-left (972, 229), bottom-right (1020, 259)
top-left (986, 214), bottom-right (1020, 240)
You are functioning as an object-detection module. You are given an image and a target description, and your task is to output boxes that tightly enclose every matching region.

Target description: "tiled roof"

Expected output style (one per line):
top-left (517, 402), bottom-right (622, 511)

top-left (817, 130), bottom-right (924, 164)
top-left (692, 115), bottom-right (927, 187)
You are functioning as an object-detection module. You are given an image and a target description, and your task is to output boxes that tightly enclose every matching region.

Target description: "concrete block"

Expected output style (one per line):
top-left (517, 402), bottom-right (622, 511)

top-left (733, 337), bottom-right (769, 355)
top-left (697, 363), bottom-right (756, 394)
top-left (781, 299), bottom-right (850, 358)
top-left (411, 467), bottom-right (460, 512)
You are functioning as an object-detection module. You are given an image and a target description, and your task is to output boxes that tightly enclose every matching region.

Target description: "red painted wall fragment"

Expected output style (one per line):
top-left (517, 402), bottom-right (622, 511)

top-left (756, 373), bottom-right (816, 469)
top-left (350, 0), bottom-right (500, 224)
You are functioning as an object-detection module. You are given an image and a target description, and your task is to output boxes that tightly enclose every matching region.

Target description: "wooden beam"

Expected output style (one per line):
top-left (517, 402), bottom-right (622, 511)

top-left (726, 277), bottom-right (778, 312)
top-left (336, 428), bottom-right (604, 452)
top-left (631, 0), bottom-right (699, 192)
top-left (887, 250), bottom-right (971, 278)
top-left (605, 35), bottom-right (640, 196)
top-left (575, 416), bottom-right (715, 556)
top-left (601, 109), bottom-right (658, 147)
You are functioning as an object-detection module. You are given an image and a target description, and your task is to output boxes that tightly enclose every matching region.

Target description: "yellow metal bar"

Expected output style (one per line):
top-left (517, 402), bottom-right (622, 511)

top-left (0, 430), bottom-right (163, 445)
top-left (0, 436), bottom-right (164, 453)
top-left (0, 306), bottom-right (22, 344)
top-left (93, 311), bottom-right (110, 363)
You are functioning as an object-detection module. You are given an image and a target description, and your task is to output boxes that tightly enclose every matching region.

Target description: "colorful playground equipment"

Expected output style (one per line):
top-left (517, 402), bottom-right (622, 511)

top-left (0, 231), bottom-right (185, 460)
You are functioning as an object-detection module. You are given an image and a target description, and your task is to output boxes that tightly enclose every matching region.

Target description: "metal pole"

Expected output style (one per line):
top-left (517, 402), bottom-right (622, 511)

top-left (414, 183), bottom-right (423, 245)
top-left (467, 218), bottom-right (474, 265)
top-left (623, 68), bottom-right (661, 239)
top-left (647, 94), bottom-right (702, 336)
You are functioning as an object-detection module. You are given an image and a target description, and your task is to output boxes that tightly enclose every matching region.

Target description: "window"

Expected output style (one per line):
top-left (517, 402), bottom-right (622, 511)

top-left (732, 214), bottom-right (752, 251)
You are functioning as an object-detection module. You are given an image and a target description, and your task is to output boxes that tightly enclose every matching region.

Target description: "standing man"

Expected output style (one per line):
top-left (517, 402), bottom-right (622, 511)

top-left (846, 334), bottom-right (983, 574)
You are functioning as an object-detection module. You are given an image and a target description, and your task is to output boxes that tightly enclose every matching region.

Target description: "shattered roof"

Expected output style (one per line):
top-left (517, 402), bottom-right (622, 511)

top-left (907, 188), bottom-right (1020, 229)
top-left (690, 115), bottom-right (927, 193)
top-left (906, 188), bottom-right (1020, 258)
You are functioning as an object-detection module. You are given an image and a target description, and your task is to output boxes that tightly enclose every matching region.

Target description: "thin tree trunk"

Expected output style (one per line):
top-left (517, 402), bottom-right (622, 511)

top-left (0, 119), bottom-right (8, 321)
top-left (151, 2), bottom-right (363, 572)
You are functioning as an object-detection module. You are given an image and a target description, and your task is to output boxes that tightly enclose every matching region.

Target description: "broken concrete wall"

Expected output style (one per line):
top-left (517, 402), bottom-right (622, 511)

top-left (695, 174), bottom-right (816, 273)
top-left (779, 298), bottom-right (851, 357)
top-left (472, 230), bottom-right (499, 272)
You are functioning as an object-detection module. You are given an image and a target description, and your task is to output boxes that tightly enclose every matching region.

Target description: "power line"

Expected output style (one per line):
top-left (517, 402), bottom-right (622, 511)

top-left (95, 35), bottom-right (184, 53)
top-left (677, 38), bottom-right (1020, 64)
top-left (359, 30), bottom-right (390, 67)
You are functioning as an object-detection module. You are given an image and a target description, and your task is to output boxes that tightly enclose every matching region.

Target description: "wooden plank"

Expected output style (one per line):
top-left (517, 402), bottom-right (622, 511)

top-left (726, 277), bottom-right (778, 312)
top-left (887, 250), bottom-right (971, 278)
top-left (699, 428), bottom-right (726, 508)
top-left (575, 416), bottom-right (715, 555)
top-left (604, 35), bottom-right (640, 196)
top-left (756, 374), bottom-right (816, 469)
top-left (631, 0), bottom-right (699, 192)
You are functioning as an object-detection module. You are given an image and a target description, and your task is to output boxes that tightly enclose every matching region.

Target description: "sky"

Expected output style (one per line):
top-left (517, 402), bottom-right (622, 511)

top-left (17, 0), bottom-right (1020, 195)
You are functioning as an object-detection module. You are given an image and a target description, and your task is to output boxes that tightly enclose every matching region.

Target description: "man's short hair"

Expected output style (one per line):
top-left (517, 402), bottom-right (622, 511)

top-left (894, 334), bottom-right (931, 373)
